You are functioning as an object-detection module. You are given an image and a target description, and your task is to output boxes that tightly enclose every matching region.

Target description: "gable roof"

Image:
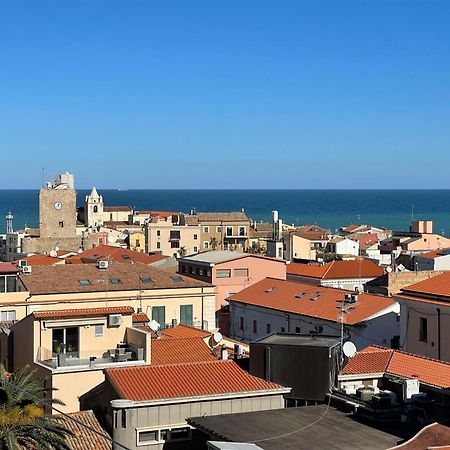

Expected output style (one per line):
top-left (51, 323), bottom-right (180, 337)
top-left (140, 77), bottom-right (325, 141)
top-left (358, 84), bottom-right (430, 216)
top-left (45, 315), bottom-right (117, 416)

top-left (151, 337), bottom-right (216, 365)
top-left (32, 306), bottom-right (134, 320)
top-left (341, 345), bottom-right (450, 389)
top-left (66, 245), bottom-right (166, 265)
top-left (399, 271), bottom-right (450, 303)
top-left (54, 410), bottom-right (111, 450)
top-left (185, 212), bottom-right (250, 223)
top-left (15, 254), bottom-right (61, 266)
top-left (228, 278), bottom-right (397, 326)
top-left (103, 206), bottom-right (132, 212)
top-left (287, 259), bottom-right (384, 280)
top-left (106, 360), bottom-right (286, 402)
top-left (19, 262), bottom-right (211, 295)
top-left (0, 262), bottom-right (18, 274)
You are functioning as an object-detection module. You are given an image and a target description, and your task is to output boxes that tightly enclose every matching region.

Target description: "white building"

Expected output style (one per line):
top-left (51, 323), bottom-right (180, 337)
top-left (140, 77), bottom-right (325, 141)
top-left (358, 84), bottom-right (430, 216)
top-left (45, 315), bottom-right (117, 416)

top-left (414, 248), bottom-right (450, 271)
top-left (326, 237), bottom-right (359, 257)
top-left (228, 277), bottom-right (400, 350)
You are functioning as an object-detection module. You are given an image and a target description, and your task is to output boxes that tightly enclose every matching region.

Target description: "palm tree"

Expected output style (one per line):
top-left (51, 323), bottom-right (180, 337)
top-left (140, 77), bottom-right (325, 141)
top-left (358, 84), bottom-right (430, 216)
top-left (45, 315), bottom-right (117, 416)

top-left (209, 237), bottom-right (219, 251)
top-left (0, 366), bottom-right (73, 449)
top-left (178, 246), bottom-right (187, 258)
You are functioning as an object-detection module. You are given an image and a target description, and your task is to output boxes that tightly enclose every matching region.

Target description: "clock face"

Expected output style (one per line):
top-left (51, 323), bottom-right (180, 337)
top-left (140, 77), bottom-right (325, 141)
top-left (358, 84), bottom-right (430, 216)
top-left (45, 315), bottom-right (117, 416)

top-left (54, 202), bottom-right (62, 210)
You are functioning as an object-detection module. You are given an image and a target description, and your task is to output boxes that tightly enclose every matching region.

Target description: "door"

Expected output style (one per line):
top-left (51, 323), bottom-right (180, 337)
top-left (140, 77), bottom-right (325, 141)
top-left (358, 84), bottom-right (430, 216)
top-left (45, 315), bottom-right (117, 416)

top-left (52, 327), bottom-right (79, 358)
top-left (180, 305), bottom-right (193, 327)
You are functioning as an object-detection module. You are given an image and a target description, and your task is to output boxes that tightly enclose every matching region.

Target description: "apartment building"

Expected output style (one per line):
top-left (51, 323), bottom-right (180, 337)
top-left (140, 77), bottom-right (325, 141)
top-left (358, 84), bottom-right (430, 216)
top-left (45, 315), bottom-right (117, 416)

top-left (185, 212), bottom-right (251, 252)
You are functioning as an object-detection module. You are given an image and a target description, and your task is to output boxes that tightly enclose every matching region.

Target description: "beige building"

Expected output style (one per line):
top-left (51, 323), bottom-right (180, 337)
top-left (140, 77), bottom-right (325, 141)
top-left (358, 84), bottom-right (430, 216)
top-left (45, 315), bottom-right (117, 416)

top-left (144, 213), bottom-right (201, 258)
top-left (284, 233), bottom-right (317, 262)
top-left (185, 212), bottom-right (251, 252)
top-left (0, 262), bottom-right (216, 331)
top-left (4, 305), bottom-right (150, 413)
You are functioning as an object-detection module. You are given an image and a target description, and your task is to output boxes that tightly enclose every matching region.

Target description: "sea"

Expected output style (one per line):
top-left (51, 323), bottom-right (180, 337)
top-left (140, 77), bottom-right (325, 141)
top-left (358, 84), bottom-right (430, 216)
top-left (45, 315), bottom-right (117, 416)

top-left (1, 189), bottom-right (450, 235)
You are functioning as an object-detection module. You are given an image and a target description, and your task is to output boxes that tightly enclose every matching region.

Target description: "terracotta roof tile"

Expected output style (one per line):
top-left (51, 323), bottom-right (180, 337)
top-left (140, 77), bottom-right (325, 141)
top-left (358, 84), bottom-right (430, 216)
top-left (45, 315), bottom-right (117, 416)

top-left (15, 255), bottom-right (61, 266)
top-left (54, 410), bottom-right (111, 450)
top-left (400, 271), bottom-right (450, 299)
top-left (388, 422), bottom-right (450, 449)
top-left (0, 262), bottom-right (18, 274)
top-left (151, 337), bottom-right (216, 365)
top-left (132, 312), bottom-right (150, 323)
top-left (103, 206), bottom-right (132, 212)
top-left (185, 212), bottom-right (250, 223)
top-left (106, 360), bottom-right (286, 401)
top-left (161, 324), bottom-right (211, 339)
top-left (33, 306), bottom-right (134, 320)
top-left (19, 262), bottom-right (211, 295)
top-left (229, 278), bottom-right (396, 325)
top-left (341, 345), bottom-right (450, 389)
top-left (135, 211), bottom-right (178, 218)
top-left (287, 259), bottom-right (384, 280)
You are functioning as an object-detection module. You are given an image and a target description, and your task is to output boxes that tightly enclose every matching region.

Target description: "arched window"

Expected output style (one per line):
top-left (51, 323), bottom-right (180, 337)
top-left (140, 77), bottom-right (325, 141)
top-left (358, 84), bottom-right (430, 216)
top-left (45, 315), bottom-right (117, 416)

top-left (93, 206), bottom-right (98, 213)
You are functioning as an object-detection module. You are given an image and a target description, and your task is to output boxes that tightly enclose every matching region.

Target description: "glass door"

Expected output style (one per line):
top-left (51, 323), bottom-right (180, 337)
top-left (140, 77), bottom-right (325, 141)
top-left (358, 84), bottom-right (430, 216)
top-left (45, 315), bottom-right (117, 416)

top-left (180, 305), bottom-right (193, 327)
top-left (65, 327), bottom-right (79, 358)
top-left (52, 327), bottom-right (79, 358)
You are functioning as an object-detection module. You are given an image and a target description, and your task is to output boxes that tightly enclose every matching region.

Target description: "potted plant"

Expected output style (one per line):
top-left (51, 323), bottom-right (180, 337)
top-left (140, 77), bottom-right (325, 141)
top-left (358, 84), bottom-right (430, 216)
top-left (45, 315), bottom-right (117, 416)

top-left (55, 343), bottom-right (66, 367)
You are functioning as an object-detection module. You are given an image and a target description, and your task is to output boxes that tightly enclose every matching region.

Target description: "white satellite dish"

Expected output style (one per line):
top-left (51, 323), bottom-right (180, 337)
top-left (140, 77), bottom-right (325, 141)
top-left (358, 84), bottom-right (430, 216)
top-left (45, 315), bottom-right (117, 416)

top-left (343, 341), bottom-right (357, 358)
top-left (149, 320), bottom-right (161, 332)
top-left (386, 266), bottom-right (393, 273)
top-left (49, 250), bottom-right (57, 257)
top-left (212, 331), bottom-right (223, 344)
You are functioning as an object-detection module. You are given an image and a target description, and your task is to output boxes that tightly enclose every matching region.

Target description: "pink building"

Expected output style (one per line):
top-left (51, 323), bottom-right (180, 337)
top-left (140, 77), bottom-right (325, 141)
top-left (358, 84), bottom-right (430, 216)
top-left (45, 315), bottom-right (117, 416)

top-left (178, 251), bottom-right (286, 332)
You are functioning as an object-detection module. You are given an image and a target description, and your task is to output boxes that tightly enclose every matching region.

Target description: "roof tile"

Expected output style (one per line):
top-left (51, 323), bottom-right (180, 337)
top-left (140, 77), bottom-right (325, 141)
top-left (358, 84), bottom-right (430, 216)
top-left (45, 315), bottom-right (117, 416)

top-left (33, 306), bottom-right (134, 320)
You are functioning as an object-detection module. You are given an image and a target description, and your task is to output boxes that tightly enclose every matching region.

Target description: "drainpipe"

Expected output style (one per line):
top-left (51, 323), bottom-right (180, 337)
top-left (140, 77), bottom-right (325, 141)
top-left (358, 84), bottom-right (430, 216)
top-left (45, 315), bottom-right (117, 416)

top-left (437, 307), bottom-right (441, 360)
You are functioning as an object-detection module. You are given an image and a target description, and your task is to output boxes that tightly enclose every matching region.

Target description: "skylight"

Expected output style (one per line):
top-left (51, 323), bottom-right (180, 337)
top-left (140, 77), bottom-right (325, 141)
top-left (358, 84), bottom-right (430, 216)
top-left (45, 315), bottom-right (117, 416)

top-left (122, 254), bottom-right (130, 259)
top-left (171, 275), bottom-right (184, 282)
top-left (78, 279), bottom-right (91, 286)
top-left (265, 287), bottom-right (276, 293)
top-left (140, 276), bottom-right (154, 283)
top-left (109, 278), bottom-right (122, 284)
top-left (295, 292), bottom-right (307, 299)
top-left (310, 294), bottom-right (320, 301)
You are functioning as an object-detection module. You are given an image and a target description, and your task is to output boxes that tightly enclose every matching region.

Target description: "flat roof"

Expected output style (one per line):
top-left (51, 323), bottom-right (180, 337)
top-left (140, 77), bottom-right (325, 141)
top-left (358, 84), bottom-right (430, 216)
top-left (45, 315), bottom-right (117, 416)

top-left (254, 333), bottom-right (341, 348)
top-left (188, 405), bottom-right (405, 450)
top-left (180, 251), bottom-right (247, 265)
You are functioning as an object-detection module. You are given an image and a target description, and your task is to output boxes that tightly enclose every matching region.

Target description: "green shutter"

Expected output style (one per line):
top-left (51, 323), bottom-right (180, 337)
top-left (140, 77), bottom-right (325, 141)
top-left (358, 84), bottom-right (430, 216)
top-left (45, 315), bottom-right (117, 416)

top-left (180, 305), bottom-right (193, 326)
top-left (152, 306), bottom-right (166, 328)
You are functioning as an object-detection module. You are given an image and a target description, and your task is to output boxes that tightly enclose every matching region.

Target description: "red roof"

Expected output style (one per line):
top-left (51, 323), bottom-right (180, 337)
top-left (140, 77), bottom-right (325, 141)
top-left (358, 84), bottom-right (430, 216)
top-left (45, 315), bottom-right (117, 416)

top-left (287, 259), bottom-right (384, 280)
top-left (106, 360), bottom-right (285, 401)
top-left (16, 255), bottom-right (61, 266)
top-left (0, 262), bottom-right (18, 274)
top-left (132, 312), bottom-right (150, 323)
top-left (228, 278), bottom-right (397, 325)
top-left (66, 245), bottom-right (167, 265)
top-left (33, 306), bottom-right (134, 320)
top-left (388, 422), bottom-right (450, 449)
top-left (136, 211), bottom-right (178, 218)
top-left (151, 337), bottom-right (216, 365)
top-left (400, 271), bottom-right (450, 299)
top-left (341, 345), bottom-right (450, 389)
top-left (161, 324), bottom-right (211, 339)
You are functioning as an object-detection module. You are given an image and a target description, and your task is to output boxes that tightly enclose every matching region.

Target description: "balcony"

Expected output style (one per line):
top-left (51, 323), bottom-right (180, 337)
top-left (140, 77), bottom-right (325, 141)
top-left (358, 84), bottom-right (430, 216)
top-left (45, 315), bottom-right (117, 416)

top-left (169, 231), bottom-right (181, 241)
top-left (36, 338), bottom-right (147, 371)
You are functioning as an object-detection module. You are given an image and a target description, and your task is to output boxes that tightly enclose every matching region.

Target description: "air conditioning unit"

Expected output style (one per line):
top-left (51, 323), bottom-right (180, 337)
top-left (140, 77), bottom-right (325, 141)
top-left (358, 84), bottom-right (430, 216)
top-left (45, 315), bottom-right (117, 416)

top-left (108, 314), bottom-right (123, 327)
top-left (403, 379), bottom-right (420, 401)
top-left (22, 265), bottom-right (32, 274)
top-left (98, 260), bottom-right (109, 270)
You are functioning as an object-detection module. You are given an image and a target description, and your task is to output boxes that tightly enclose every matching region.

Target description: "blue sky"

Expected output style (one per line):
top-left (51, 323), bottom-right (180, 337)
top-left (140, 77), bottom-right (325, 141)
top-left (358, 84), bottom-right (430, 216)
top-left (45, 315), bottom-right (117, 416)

top-left (1, 1), bottom-right (449, 189)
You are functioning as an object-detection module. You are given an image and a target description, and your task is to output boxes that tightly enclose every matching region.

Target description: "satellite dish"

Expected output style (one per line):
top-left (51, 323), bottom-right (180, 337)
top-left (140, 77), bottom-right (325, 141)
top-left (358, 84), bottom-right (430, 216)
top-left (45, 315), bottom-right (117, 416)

top-left (212, 332), bottom-right (223, 344)
top-left (343, 341), bottom-right (357, 358)
top-left (49, 250), bottom-right (57, 257)
top-left (149, 320), bottom-right (161, 332)
top-left (386, 266), bottom-right (393, 273)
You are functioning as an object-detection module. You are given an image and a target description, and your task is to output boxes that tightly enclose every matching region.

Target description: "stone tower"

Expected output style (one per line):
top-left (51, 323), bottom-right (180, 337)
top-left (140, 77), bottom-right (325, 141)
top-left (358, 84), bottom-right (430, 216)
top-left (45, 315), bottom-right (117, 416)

top-left (39, 172), bottom-right (77, 239)
top-left (85, 186), bottom-right (104, 228)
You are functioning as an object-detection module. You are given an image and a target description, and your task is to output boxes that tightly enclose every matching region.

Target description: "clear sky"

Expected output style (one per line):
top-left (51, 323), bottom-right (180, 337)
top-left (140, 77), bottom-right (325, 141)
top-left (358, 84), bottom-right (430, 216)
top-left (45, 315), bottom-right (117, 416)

top-left (1, 1), bottom-right (449, 189)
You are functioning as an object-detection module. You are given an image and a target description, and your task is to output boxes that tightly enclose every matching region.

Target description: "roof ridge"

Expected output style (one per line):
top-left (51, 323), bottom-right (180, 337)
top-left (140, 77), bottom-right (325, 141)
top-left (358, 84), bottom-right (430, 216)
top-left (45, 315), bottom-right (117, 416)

top-left (322, 261), bottom-right (334, 279)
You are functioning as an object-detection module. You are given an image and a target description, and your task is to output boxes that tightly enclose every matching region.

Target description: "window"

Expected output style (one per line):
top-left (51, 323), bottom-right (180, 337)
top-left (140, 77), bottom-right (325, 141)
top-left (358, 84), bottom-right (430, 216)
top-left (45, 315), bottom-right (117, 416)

top-left (52, 327), bottom-right (79, 358)
top-left (203, 226), bottom-right (209, 233)
top-left (169, 427), bottom-right (190, 441)
top-left (240, 317), bottom-right (244, 330)
top-left (203, 241), bottom-right (209, 249)
top-left (295, 327), bottom-right (300, 333)
top-left (281, 327), bottom-right (286, 332)
top-left (226, 226), bottom-right (233, 236)
top-left (420, 317), bottom-right (428, 342)
top-left (121, 410), bottom-right (126, 428)
top-left (93, 205), bottom-right (98, 213)
top-left (253, 320), bottom-right (257, 333)
top-left (139, 430), bottom-right (158, 443)
top-left (216, 226), bottom-right (222, 233)
top-left (234, 268), bottom-right (249, 278)
top-left (239, 226), bottom-right (246, 236)
top-left (109, 278), bottom-right (122, 284)
top-left (266, 323), bottom-right (271, 334)
top-left (193, 246), bottom-right (198, 253)
top-left (58, 221), bottom-right (64, 228)
top-left (140, 276), bottom-right (154, 283)
top-left (135, 239), bottom-right (140, 247)
top-left (180, 305), bottom-right (193, 326)
top-left (156, 230), bottom-right (161, 237)
top-left (156, 242), bottom-right (161, 249)
top-left (95, 324), bottom-right (103, 336)
top-left (216, 269), bottom-right (231, 278)
top-left (170, 230), bottom-right (181, 240)
top-left (171, 241), bottom-right (180, 248)
top-left (193, 234), bottom-right (198, 240)
top-left (152, 306), bottom-right (166, 326)
top-left (1, 311), bottom-right (16, 322)
top-left (78, 279), bottom-right (91, 285)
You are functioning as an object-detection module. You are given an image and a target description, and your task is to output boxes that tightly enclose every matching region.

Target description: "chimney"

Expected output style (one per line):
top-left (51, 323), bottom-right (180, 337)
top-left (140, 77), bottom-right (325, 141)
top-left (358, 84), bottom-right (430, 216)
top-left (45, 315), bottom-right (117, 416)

top-left (221, 344), bottom-right (228, 360)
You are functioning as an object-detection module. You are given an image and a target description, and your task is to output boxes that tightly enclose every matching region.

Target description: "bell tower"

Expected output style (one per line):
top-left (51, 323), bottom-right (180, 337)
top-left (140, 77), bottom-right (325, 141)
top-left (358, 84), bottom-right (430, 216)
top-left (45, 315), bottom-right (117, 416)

top-left (85, 186), bottom-right (104, 228)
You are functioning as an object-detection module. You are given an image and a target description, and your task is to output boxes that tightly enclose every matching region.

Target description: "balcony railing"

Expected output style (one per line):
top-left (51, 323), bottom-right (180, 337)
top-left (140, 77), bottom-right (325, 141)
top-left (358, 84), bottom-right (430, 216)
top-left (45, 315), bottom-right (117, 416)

top-left (36, 343), bottom-right (145, 370)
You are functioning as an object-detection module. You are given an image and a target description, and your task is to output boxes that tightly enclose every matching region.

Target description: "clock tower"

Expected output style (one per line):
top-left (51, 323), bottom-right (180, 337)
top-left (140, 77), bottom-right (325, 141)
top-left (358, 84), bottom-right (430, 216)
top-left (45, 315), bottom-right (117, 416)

top-left (39, 172), bottom-right (77, 239)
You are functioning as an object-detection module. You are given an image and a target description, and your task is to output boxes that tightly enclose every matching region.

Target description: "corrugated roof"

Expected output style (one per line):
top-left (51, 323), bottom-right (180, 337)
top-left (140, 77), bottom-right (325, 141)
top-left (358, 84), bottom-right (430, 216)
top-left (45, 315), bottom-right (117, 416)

top-left (19, 262), bottom-right (211, 295)
top-left (228, 278), bottom-right (397, 325)
top-left (341, 345), bottom-right (450, 389)
top-left (106, 360), bottom-right (285, 401)
top-left (33, 306), bottom-right (134, 320)
top-left (151, 337), bottom-right (216, 365)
